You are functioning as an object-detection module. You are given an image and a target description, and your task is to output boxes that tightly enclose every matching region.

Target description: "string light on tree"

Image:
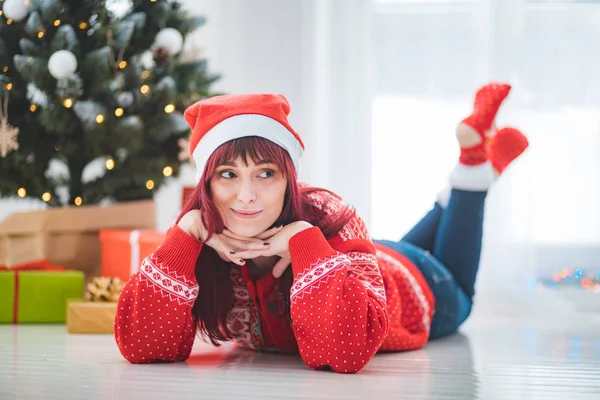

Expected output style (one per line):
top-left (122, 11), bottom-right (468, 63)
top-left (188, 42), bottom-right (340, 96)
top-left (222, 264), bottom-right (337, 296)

top-left (17, 187), bottom-right (26, 198)
top-left (29, 104), bottom-right (36, 112)
top-left (74, 196), bottom-right (82, 206)
top-left (78, 21), bottom-right (87, 29)
top-left (146, 180), bottom-right (155, 190)
top-left (118, 61), bottom-right (127, 69)
top-left (105, 158), bottom-right (115, 170)
top-left (140, 85), bottom-right (149, 95)
top-left (164, 104), bottom-right (175, 113)
top-left (96, 114), bottom-right (104, 124)
top-left (37, 31), bottom-right (45, 38)
top-left (63, 98), bottom-right (73, 108)
top-left (163, 166), bottom-right (173, 177)
top-left (53, 19), bottom-right (60, 26)
top-left (114, 108), bottom-right (124, 117)
top-left (42, 192), bottom-right (52, 202)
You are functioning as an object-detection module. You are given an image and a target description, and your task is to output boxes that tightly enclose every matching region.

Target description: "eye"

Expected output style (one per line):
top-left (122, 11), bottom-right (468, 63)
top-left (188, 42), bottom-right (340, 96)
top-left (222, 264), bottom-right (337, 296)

top-left (259, 169), bottom-right (276, 178)
top-left (219, 170), bottom-right (236, 179)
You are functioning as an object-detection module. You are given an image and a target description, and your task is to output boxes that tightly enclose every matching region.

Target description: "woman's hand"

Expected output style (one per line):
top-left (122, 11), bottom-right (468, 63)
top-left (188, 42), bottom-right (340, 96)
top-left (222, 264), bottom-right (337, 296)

top-left (223, 221), bottom-right (313, 277)
top-left (177, 210), bottom-right (281, 266)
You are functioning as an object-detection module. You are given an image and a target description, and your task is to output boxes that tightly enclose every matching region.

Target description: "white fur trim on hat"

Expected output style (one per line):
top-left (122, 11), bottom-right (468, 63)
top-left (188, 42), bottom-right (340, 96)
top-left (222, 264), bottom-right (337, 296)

top-left (192, 114), bottom-right (304, 182)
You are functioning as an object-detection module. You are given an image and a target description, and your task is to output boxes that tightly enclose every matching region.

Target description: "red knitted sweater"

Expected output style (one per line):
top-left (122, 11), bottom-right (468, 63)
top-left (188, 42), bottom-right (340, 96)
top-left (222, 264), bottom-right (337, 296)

top-left (114, 190), bottom-right (435, 373)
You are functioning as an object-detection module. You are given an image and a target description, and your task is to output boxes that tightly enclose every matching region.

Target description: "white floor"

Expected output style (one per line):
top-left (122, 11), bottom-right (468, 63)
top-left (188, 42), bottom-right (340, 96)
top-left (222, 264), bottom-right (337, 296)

top-left (2, 291), bottom-right (600, 400)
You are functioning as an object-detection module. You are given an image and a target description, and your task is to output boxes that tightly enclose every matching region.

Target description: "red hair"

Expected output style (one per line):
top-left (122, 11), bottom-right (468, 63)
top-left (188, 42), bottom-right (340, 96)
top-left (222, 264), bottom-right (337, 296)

top-left (177, 136), bottom-right (356, 346)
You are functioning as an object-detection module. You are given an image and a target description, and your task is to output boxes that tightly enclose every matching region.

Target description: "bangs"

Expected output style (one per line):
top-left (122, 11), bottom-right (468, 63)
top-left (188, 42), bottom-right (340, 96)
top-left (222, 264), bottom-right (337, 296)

top-left (211, 136), bottom-right (292, 173)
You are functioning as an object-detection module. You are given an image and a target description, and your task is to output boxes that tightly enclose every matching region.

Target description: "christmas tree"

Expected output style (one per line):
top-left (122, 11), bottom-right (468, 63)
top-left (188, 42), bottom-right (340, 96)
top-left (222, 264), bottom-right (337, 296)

top-left (0, 0), bottom-right (218, 206)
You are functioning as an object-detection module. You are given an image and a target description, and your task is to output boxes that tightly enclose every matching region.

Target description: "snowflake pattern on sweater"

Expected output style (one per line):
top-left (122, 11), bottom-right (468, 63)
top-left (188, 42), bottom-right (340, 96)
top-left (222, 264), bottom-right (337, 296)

top-left (114, 190), bottom-right (435, 373)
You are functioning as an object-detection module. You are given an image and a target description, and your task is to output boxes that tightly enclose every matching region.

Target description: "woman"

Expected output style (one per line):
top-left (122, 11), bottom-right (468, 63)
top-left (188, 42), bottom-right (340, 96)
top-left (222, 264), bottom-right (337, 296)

top-left (115, 83), bottom-right (529, 373)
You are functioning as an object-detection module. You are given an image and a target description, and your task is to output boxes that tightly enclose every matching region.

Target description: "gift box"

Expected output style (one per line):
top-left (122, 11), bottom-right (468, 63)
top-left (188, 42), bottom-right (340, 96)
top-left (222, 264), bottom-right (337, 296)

top-left (0, 260), bottom-right (84, 323)
top-left (100, 230), bottom-right (165, 282)
top-left (67, 302), bottom-right (117, 334)
top-left (0, 200), bottom-right (156, 284)
top-left (67, 276), bottom-right (124, 334)
top-left (182, 185), bottom-right (194, 208)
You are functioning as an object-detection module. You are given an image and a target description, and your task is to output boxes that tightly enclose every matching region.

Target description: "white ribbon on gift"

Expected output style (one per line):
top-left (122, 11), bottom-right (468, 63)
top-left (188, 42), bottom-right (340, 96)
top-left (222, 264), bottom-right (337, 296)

top-left (129, 230), bottom-right (141, 276)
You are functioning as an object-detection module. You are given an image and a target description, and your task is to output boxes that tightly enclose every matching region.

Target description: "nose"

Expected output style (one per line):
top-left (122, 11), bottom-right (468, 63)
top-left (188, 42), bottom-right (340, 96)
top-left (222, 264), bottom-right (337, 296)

top-left (236, 178), bottom-right (257, 204)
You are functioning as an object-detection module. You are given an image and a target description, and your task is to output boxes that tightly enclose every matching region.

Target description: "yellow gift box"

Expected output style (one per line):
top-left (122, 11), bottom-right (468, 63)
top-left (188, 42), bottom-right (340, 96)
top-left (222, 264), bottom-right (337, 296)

top-left (67, 302), bottom-right (117, 334)
top-left (66, 276), bottom-right (123, 334)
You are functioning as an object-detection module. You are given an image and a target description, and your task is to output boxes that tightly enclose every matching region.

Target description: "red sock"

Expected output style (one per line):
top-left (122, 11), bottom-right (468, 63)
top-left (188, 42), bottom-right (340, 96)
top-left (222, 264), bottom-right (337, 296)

top-left (490, 127), bottom-right (529, 175)
top-left (459, 83), bottom-right (512, 165)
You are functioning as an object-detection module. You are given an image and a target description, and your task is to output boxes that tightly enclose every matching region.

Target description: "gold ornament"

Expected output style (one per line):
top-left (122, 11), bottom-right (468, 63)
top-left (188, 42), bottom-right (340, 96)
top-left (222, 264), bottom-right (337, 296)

top-left (0, 91), bottom-right (19, 157)
top-left (85, 276), bottom-right (125, 302)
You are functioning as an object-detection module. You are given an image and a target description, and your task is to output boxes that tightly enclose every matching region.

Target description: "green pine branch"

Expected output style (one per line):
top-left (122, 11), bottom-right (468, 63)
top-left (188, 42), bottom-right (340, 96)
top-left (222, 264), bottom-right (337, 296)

top-left (0, 0), bottom-right (220, 207)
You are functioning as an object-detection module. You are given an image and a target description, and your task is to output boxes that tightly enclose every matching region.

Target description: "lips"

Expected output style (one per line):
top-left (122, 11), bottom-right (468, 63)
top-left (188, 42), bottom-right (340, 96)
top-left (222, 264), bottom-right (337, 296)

top-left (232, 209), bottom-right (262, 219)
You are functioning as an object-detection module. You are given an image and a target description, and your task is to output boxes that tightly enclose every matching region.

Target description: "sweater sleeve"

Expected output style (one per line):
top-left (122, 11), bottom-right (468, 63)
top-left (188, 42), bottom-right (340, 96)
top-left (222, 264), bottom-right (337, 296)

top-left (288, 218), bottom-right (389, 374)
top-left (114, 225), bottom-right (202, 364)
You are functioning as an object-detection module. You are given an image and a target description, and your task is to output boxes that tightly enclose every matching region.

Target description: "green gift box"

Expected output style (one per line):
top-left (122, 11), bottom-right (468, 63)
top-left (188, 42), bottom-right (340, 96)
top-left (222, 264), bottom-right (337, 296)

top-left (0, 260), bottom-right (84, 323)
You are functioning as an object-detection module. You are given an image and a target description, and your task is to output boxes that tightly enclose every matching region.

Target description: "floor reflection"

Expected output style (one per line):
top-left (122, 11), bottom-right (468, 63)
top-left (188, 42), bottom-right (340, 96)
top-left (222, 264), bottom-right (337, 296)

top-left (2, 316), bottom-right (600, 399)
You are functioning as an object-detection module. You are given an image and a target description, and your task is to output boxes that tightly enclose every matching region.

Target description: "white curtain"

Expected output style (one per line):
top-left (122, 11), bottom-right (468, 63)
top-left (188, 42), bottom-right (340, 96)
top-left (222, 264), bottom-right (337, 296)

top-left (370, 0), bottom-right (600, 298)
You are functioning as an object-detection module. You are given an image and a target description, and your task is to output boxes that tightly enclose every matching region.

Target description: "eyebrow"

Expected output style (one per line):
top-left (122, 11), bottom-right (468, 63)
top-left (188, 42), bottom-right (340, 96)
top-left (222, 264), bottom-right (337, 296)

top-left (219, 159), bottom-right (275, 167)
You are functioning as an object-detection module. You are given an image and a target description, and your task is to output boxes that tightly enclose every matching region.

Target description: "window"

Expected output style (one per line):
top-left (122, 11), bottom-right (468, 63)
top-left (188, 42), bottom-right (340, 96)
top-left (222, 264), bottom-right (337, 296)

top-left (370, 0), bottom-right (600, 269)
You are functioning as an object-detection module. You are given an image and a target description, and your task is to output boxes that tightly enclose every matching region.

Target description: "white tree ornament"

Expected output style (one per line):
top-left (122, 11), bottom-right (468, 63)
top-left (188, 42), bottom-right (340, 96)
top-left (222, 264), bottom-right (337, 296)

top-left (48, 50), bottom-right (78, 80)
top-left (3, 0), bottom-right (30, 22)
top-left (153, 28), bottom-right (183, 55)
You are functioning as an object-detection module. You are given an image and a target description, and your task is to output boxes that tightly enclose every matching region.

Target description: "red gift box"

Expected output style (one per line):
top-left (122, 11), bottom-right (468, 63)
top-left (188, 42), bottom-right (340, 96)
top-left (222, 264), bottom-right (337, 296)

top-left (182, 186), bottom-right (195, 208)
top-left (99, 230), bottom-right (165, 282)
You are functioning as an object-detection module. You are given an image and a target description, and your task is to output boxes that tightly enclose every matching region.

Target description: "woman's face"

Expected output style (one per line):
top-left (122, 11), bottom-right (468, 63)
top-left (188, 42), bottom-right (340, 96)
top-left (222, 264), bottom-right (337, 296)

top-left (210, 156), bottom-right (287, 238)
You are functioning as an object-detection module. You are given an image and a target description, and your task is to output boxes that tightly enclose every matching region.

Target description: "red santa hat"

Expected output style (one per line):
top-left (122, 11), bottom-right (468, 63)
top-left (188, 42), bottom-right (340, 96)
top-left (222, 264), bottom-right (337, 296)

top-left (183, 93), bottom-right (305, 181)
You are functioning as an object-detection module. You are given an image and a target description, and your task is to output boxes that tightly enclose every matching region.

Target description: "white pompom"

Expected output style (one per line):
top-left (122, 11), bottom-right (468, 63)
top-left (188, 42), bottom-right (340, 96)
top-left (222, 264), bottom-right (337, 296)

top-left (153, 28), bottom-right (183, 55)
top-left (3, 0), bottom-right (29, 22)
top-left (48, 50), bottom-right (78, 80)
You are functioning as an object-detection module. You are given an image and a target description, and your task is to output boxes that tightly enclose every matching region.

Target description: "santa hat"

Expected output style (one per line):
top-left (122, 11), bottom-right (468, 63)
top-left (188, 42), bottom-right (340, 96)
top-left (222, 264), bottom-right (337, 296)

top-left (183, 93), bottom-right (305, 181)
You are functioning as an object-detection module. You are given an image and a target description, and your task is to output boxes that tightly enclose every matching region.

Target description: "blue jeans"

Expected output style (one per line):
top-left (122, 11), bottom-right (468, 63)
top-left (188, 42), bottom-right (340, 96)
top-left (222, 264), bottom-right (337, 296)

top-left (374, 189), bottom-right (487, 340)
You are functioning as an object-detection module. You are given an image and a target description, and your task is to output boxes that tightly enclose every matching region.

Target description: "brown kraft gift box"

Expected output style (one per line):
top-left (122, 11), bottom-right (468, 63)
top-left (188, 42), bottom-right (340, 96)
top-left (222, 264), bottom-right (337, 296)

top-left (67, 302), bottom-right (117, 334)
top-left (0, 200), bottom-right (155, 284)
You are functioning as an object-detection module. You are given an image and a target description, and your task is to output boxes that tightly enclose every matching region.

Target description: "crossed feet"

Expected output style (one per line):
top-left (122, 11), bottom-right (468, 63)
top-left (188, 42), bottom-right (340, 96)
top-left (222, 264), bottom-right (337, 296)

top-left (456, 82), bottom-right (529, 178)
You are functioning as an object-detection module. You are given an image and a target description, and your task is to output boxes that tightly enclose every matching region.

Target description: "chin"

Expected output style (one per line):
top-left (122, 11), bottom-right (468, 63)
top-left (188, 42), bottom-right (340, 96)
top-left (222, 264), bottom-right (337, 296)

top-left (227, 224), bottom-right (268, 238)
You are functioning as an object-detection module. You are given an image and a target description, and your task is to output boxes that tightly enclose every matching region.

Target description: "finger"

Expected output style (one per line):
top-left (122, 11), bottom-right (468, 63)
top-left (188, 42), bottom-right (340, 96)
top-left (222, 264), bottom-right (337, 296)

top-left (218, 247), bottom-right (245, 266)
top-left (272, 256), bottom-right (291, 278)
top-left (204, 237), bottom-right (246, 266)
top-left (254, 244), bottom-right (283, 258)
top-left (231, 249), bottom-right (268, 260)
top-left (227, 254), bottom-right (246, 266)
